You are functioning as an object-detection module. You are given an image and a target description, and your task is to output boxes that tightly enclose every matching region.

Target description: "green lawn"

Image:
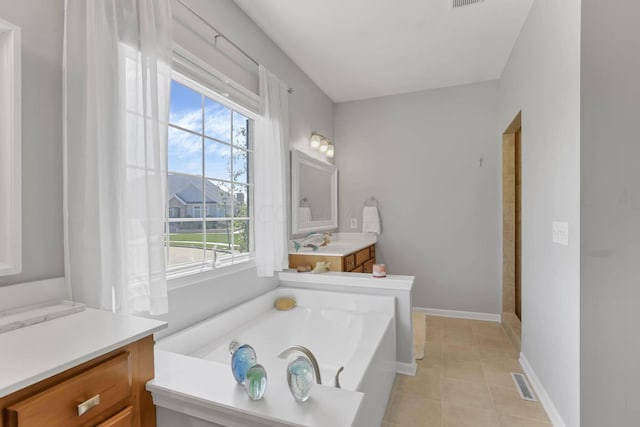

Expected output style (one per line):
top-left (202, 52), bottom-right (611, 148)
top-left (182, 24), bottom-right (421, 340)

top-left (170, 232), bottom-right (232, 244)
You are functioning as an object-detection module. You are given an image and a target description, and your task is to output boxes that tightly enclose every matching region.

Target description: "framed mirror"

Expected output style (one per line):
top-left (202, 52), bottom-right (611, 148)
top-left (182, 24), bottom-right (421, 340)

top-left (291, 150), bottom-right (337, 235)
top-left (0, 17), bottom-right (21, 276)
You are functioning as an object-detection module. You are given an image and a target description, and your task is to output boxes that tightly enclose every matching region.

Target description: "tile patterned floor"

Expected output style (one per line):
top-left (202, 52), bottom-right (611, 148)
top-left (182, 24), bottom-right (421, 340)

top-left (383, 316), bottom-right (551, 427)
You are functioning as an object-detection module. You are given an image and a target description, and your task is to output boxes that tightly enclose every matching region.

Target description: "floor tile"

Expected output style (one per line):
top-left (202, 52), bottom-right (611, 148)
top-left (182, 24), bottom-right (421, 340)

top-left (475, 334), bottom-right (514, 351)
top-left (442, 342), bottom-right (482, 362)
top-left (490, 385), bottom-right (550, 422)
top-left (443, 327), bottom-right (476, 345)
top-left (499, 414), bottom-right (551, 426)
top-left (443, 359), bottom-right (485, 383)
top-left (395, 367), bottom-right (442, 400)
top-left (441, 378), bottom-right (494, 410)
top-left (442, 403), bottom-right (501, 427)
top-left (472, 322), bottom-right (509, 339)
top-left (479, 348), bottom-right (520, 363)
top-left (384, 394), bottom-right (442, 427)
top-left (481, 359), bottom-right (523, 389)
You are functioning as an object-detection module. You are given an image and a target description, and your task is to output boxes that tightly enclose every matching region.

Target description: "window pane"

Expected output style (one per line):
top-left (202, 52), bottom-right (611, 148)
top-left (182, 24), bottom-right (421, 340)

top-left (167, 222), bottom-right (205, 268)
top-left (168, 127), bottom-right (202, 175)
top-left (205, 180), bottom-right (233, 218)
top-left (167, 174), bottom-right (208, 219)
top-left (232, 148), bottom-right (251, 184)
top-left (204, 138), bottom-right (231, 181)
top-left (204, 98), bottom-right (231, 142)
top-left (205, 220), bottom-right (234, 257)
top-left (232, 149), bottom-right (249, 184)
top-left (232, 220), bottom-right (251, 254)
top-left (233, 184), bottom-right (250, 218)
top-left (233, 111), bottom-right (249, 149)
top-left (170, 80), bottom-right (202, 133)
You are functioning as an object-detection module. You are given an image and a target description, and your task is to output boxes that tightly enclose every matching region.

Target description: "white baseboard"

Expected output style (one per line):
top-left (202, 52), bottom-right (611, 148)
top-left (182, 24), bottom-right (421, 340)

top-left (519, 353), bottom-right (567, 427)
top-left (396, 361), bottom-right (417, 376)
top-left (413, 307), bottom-right (501, 323)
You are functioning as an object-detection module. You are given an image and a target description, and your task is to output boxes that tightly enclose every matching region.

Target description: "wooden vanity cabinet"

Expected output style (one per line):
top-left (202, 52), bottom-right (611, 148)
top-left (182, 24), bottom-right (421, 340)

top-left (0, 336), bottom-right (156, 427)
top-left (289, 244), bottom-right (376, 273)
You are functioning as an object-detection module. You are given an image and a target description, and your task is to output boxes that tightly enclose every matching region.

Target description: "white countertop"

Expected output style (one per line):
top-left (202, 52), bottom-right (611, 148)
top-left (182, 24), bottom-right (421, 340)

top-left (288, 232), bottom-right (377, 256)
top-left (0, 308), bottom-right (166, 397)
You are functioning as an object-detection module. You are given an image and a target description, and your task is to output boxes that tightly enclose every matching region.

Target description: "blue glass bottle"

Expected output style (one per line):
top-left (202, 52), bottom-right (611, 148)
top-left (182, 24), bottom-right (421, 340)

top-left (229, 341), bottom-right (257, 384)
top-left (287, 356), bottom-right (314, 402)
top-left (244, 363), bottom-right (267, 400)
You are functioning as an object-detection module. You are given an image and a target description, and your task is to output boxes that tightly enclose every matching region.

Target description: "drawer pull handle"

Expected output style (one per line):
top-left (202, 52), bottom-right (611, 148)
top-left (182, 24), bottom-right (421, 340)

top-left (77, 394), bottom-right (101, 416)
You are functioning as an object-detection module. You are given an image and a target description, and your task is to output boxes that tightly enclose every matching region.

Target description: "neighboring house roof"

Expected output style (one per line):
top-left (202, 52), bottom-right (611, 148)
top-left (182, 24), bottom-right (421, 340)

top-left (167, 174), bottom-right (230, 205)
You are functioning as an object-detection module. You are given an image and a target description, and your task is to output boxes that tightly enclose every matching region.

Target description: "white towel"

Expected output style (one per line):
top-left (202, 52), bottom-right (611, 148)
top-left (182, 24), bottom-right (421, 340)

top-left (362, 206), bottom-right (381, 234)
top-left (298, 206), bottom-right (312, 223)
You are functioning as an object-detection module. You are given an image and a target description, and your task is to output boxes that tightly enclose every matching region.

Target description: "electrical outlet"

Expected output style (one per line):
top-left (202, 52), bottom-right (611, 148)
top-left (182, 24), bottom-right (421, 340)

top-left (552, 221), bottom-right (569, 245)
top-left (350, 218), bottom-right (357, 229)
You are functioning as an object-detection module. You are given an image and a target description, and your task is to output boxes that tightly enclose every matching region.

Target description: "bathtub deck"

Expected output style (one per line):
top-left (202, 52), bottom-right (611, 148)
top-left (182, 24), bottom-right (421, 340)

top-left (148, 350), bottom-right (364, 427)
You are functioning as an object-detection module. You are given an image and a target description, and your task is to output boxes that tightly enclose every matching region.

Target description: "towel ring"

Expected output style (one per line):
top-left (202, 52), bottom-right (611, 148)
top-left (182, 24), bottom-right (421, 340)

top-left (364, 197), bottom-right (378, 207)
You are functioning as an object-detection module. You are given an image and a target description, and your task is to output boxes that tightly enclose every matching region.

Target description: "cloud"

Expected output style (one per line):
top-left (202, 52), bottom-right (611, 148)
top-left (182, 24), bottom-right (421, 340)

top-left (168, 97), bottom-right (250, 178)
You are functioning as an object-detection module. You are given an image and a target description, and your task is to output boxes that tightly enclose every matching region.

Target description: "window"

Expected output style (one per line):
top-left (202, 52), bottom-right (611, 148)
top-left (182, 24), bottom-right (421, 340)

top-left (166, 76), bottom-right (253, 276)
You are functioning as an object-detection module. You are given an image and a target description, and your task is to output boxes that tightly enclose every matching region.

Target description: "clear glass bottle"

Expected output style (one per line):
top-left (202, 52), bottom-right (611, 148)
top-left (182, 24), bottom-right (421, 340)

top-left (244, 363), bottom-right (267, 400)
top-left (287, 355), bottom-right (315, 402)
top-left (229, 341), bottom-right (257, 384)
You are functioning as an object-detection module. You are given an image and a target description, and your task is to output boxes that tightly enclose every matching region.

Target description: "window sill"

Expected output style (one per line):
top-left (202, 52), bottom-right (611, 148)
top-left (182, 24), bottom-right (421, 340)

top-left (167, 257), bottom-right (256, 291)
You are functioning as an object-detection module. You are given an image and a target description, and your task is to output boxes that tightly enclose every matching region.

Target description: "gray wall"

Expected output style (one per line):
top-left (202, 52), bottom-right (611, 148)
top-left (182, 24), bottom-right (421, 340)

top-left (0, 0), bottom-right (65, 287)
top-left (498, 0), bottom-right (581, 425)
top-left (581, 1), bottom-right (640, 425)
top-left (335, 81), bottom-right (501, 314)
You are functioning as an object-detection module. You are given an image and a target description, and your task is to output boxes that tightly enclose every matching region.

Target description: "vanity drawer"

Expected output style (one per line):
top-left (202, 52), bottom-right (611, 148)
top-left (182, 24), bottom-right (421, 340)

top-left (6, 352), bottom-right (132, 427)
top-left (343, 254), bottom-right (356, 271)
top-left (355, 247), bottom-right (371, 267)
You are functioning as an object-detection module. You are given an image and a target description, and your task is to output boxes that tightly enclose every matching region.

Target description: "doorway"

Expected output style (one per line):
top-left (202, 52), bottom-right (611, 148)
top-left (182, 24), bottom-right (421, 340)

top-left (502, 112), bottom-right (521, 349)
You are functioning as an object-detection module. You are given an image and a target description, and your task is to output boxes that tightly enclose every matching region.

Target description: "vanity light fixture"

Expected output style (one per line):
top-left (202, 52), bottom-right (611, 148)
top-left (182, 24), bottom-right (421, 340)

top-left (309, 131), bottom-right (334, 159)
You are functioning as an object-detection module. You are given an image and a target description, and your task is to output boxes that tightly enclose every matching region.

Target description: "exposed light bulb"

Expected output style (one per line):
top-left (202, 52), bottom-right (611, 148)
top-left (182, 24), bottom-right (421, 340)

top-left (310, 133), bottom-right (322, 149)
top-left (319, 139), bottom-right (329, 152)
top-left (326, 144), bottom-right (335, 158)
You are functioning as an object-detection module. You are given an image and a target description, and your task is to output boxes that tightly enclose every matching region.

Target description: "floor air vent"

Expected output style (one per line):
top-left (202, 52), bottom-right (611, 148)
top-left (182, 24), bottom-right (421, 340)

top-left (511, 373), bottom-right (537, 401)
top-left (451, 0), bottom-right (484, 8)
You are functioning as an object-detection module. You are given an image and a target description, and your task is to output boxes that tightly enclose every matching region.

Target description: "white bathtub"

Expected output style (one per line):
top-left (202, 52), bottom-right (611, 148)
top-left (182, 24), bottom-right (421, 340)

top-left (148, 287), bottom-right (397, 427)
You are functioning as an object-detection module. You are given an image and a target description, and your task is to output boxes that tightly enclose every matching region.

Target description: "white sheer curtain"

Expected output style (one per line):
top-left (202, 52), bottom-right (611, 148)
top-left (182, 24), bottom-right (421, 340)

top-left (63, 0), bottom-right (172, 314)
top-left (255, 66), bottom-right (289, 277)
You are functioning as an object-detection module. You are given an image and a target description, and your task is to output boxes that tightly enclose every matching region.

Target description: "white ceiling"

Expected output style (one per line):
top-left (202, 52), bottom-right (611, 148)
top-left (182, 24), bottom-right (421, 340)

top-left (233, 0), bottom-right (534, 103)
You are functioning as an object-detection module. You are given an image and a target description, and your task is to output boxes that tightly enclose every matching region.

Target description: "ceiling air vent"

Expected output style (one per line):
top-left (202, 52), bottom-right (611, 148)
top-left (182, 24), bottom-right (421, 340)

top-left (451, 0), bottom-right (484, 8)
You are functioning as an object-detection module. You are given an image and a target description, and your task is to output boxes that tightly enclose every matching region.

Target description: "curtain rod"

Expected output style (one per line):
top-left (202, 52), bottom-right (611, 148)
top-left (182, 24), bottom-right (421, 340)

top-left (175, 0), bottom-right (294, 94)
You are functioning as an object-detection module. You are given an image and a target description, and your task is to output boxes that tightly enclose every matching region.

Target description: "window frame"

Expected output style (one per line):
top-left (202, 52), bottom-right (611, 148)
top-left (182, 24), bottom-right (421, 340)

top-left (165, 69), bottom-right (260, 285)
